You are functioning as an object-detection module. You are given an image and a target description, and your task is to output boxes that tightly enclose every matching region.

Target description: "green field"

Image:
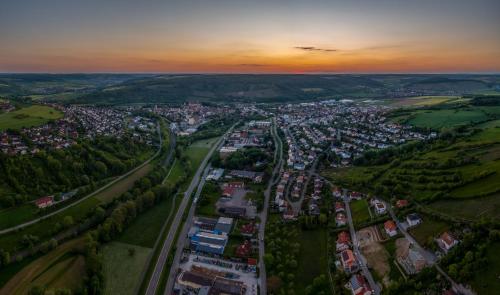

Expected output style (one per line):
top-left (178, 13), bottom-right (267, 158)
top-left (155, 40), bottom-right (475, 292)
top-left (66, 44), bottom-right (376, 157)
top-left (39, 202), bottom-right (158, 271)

top-left (94, 163), bottom-right (154, 203)
top-left (294, 229), bottom-right (330, 293)
top-left (428, 192), bottom-right (500, 221)
top-left (471, 242), bottom-right (500, 295)
top-left (350, 199), bottom-right (371, 224)
top-left (117, 196), bottom-right (177, 248)
top-left (407, 108), bottom-right (488, 129)
top-left (408, 217), bottom-right (448, 247)
top-left (0, 238), bottom-right (85, 294)
top-left (0, 105), bottom-right (63, 130)
top-left (102, 242), bottom-right (152, 295)
top-left (0, 204), bottom-right (37, 230)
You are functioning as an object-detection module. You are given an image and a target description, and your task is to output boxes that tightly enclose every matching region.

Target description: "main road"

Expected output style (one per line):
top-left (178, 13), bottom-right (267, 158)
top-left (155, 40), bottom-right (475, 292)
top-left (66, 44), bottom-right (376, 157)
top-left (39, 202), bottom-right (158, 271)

top-left (258, 118), bottom-right (283, 295)
top-left (145, 123), bottom-right (237, 295)
top-left (0, 122), bottom-right (164, 235)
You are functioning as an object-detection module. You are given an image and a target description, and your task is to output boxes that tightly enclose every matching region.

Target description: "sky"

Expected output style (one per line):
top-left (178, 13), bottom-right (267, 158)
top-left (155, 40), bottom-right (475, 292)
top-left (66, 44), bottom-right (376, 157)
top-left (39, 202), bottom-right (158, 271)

top-left (1, 0), bottom-right (499, 73)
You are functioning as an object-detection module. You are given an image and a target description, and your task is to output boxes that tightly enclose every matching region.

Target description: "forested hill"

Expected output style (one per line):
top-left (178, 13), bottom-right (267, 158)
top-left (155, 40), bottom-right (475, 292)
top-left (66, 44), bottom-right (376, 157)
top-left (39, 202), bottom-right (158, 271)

top-left (1, 74), bottom-right (499, 104)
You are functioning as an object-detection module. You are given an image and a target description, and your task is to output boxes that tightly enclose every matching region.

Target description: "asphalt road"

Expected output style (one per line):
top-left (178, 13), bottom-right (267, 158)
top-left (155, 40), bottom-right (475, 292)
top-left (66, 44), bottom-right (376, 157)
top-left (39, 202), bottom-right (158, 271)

top-left (0, 123), bottom-right (164, 235)
top-left (145, 124), bottom-right (236, 295)
top-left (258, 118), bottom-right (283, 295)
top-left (343, 192), bottom-right (381, 295)
top-left (163, 163), bottom-right (212, 294)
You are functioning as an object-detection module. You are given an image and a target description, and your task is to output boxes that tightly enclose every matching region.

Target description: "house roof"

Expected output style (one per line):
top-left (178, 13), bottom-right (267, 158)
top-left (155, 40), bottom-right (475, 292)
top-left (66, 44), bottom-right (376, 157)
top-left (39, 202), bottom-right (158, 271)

top-left (440, 232), bottom-right (457, 246)
top-left (384, 220), bottom-right (397, 231)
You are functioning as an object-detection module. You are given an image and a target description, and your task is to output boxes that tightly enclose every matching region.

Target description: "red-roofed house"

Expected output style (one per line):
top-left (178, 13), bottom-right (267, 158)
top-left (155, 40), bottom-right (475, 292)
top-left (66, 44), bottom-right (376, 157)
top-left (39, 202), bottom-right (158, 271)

top-left (224, 182), bottom-right (245, 189)
top-left (222, 186), bottom-right (236, 198)
top-left (396, 199), bottom-right (409, 208)
top-left (335, 202), bottom-right (345, 213)
top-left (336, 231), bottom-right (351, 252)
top-left (35, 196), bottom-right (54, 208)
top-left (437, 232), bottom-right (459, 252)
top-left (384, 220), bottom-right (398, 237)
top-left (236, 240), bottom-right (252, 257)
top-left (340, 249), bottom-right (357, 273)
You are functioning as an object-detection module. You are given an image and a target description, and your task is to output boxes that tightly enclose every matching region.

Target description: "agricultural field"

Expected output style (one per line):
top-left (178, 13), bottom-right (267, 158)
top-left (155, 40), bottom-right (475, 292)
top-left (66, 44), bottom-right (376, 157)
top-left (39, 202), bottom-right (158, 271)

top-left (350, 199), bottom-right (371, 224)
top-left (102, 242), bottom-right (152, 295)
top-left (94, 162), bottom-right (154, 203)
top-left (294, 229), bottom-right (330, 293)
top-left (390, 96), bottom-right (459, 107)
top-left (0, 105), bottom-right (63, 130)
top-left (408, 217), bottom-right (448, 247)
top-left (0, 238), bottom-right (86, 294)
top-left (406, 108), bottom-right (488, 129)
top-left (427, 192), bottom-right (500, 221)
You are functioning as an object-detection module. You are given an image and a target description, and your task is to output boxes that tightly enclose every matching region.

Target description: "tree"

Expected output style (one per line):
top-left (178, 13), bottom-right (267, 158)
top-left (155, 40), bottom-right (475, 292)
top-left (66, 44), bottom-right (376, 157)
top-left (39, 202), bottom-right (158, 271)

top-left (63, 216), bottom-right (74, 228)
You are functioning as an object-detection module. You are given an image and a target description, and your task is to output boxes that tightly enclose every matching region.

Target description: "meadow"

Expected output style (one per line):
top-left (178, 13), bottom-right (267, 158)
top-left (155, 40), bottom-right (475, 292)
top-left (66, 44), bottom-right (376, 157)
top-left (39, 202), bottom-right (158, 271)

top-left (408, 216), bottom-right (448, 247)
top-left (470, 242), bottom-right (500, 295)
top-left (0, 105), bottom-right (63, 130)
top-left (350, 199), bottom-right (372, 225)
top-left (102, 242), bottom-right (152, 295)
top-left (0, 238), bottom-right (86, 294)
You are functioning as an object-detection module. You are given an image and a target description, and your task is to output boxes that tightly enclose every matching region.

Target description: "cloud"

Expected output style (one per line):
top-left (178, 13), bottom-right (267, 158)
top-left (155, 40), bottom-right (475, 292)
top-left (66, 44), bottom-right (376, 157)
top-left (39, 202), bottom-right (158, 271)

top-left (294, 46), bottom-right (337, 52)
top-left (238, 63), bottom-right (269, 67)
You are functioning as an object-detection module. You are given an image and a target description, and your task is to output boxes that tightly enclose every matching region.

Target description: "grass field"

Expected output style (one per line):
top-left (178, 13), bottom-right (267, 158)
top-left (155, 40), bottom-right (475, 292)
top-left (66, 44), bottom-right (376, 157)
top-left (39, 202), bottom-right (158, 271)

top-left (94, 163), bottom-right (154, 203)
top-left (390, 96), bottom-right (459, 107)
top-left (294, 229), bottom-right (329, 293)
top-left (102, 242), bottom-right (152, 295)
top-left (427, 192), bottom-right (500, 221)
top-left (0, 105), bottom-right (63, 130)
top-left (0, 196), bottom-right (101, 252)
top-left (0, 204), bottom-right (37, 230)
top-left (407, 108), bottom-right (488, 129)
top-left (117, 196), bottom-right (177, 248)
top-left (350, 199), bottom-right (371, 224)
top-left (0, 238), bottom-right (85, 295)
top-left (470, 242), bottom-right (500, 295)
top-left (408, 217), bottom-right (448, 247)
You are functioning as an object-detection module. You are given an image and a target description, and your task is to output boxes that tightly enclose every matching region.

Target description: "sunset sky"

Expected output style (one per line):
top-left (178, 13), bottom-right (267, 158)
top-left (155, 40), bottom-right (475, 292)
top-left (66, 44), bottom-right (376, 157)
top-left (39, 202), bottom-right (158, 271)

top-left (1, 0), bottom-right (499, 73)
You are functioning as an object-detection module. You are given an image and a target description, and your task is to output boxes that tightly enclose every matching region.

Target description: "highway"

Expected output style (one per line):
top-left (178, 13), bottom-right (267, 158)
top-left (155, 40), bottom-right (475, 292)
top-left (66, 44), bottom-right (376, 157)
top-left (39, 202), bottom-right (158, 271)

top-left (163, 163), bottom-right (212, 294)
top-left (0, 123), bottom-right (164, 236)
top-left (343, 191), bottom-right (381, 295)
top-left (258, 118), bottom-right (284, 295)
top-left (144, 124), bottom-right (236, 295)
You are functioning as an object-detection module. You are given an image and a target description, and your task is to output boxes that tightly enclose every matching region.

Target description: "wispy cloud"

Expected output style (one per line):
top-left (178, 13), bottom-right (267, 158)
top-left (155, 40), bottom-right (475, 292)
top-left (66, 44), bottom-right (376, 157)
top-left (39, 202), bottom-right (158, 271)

top-left (238, 63), bottom-right (269, 67)
top-left (294, 46), bottom-right (337, 52)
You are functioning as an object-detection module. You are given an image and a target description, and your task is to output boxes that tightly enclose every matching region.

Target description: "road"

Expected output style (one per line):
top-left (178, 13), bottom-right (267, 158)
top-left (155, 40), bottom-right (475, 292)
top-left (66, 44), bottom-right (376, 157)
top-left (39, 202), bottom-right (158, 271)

top-left (145, 124), bottom-right (236, 295)
top-left (258, 118), bottom-right (284, 295)
top-left (343, 191), bottom-right (381, 295)
top-left (0, 123), bottom-right (164, 235)
top-left (163, 163), bottom-right (212, 294)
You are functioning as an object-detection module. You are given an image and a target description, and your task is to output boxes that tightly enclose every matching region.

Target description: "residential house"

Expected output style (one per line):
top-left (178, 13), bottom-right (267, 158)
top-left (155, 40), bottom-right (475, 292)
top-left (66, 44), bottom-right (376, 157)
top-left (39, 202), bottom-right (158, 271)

top-left (349, 274), bottom-right (372, 295)
top-left (384, 220), bottom-right (398, 237)
top-left (35, 196), bottom-right (54, 208)
top-left (336, 231), bottom-right (351, 252)
top-left (336, 212), bottom-right (347, 227)
top-left (406, 213), bottom-right (422, 227)
top-left (398, 246), bottom-right (426, 274)
top-left (396, 199), bottom-right (409, 208)
top-left (335, 202), bottom-right (345, 213)
top-left (340, 249), bottom-right (358, 273)
top-left (437, 232), bottom-right (459, 252)
top-left (372, 199), bottom-right (387, 214)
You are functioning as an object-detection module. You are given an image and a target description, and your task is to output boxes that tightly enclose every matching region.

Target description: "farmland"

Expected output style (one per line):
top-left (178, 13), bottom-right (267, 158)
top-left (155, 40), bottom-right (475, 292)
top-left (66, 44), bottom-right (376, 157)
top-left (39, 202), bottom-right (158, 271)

top-left (0, 238), bottom-right (86, 294)
top-left (102, 242), bottom-right (153, 295)
top-left (0, 105), bottom-right (63, 130)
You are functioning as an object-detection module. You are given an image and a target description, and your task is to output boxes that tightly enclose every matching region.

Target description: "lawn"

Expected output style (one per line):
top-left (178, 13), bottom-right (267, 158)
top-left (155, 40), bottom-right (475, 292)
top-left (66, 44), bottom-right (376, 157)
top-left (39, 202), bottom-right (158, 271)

top-left (407, 108), bottom-right (489, 129)
top-left (117, 196), bottom-right (177, 248)
top-left (294, 229), bottom-right (330, 293)
top-left (195, 182), bottom-right (221, 217)
top-left (0, 203), bottom-right (37, 230)
top-left (0, 105), bottom-right (63, 130)
top-left (408, 217), bottom-right (448, 247)
top-left (470, 242), bottom-right (500, 295)
top-left (0, 238), bottom-right (86, 294)
top-left (350, 199), bottom-right (371, 224)
top-left (102, 242), bottom-right (153, 295)
top-left (94, 163), bottom-right (154, 203)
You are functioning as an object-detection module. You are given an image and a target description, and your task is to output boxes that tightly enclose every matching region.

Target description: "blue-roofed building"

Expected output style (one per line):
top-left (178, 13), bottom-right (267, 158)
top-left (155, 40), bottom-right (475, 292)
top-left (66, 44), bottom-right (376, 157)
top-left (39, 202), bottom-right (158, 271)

top-left (190, 230), bottom-right (228, 255)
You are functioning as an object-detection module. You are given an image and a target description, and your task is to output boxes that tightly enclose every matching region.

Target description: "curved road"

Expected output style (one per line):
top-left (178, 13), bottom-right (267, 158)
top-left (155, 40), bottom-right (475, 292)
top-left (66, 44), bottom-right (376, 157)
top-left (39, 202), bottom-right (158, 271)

top-left (0, 123), bottom-right (164, 236)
